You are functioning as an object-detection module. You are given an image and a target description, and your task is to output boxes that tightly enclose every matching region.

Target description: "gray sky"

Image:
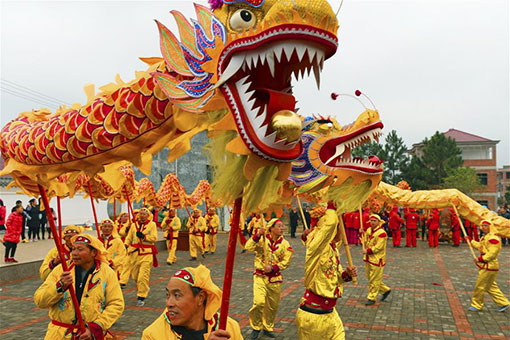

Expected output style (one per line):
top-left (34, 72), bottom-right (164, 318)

top-left (1, 0), bottom-right (509, 167)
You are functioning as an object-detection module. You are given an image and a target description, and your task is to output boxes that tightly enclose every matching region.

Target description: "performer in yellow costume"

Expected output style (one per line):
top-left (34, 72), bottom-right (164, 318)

top-left (40, 225), bottom-right (82, 281)
top-left (468, 220), bottom-right (510, 312)
top-left (246, 218), bottom-right (293, 339)
top-left (162, 208), bottom-right (181, 265)
top-left (99, 219), bottom-right (126, 279)
top-left (248, 213), bottom-right (266, 236)
top-left (363, 214), bottom-right (391, 305)
top-left (187, 209), bottom-right (206, 260)
top-left (34, 234), bottom-right (124, 340)
top-left (205, 208), bottom-right (220, 254)
top-left (142, 264), bottom-right (242, 340)
top-left (296, 204), bottom-right (357, 340)
top-left (124, 208), bottom-right (158, 306)
top-left (116, 212), bottom-right (131, 242)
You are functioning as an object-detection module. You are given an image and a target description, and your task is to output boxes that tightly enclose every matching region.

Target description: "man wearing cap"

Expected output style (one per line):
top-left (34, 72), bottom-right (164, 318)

top-left (296, 203), bottom-right (357, 340)
top-left (40, 225), bottom-right (83, 281)
top-left (468, 220), bottom-right (510, 312)
top-left (162, 208), bottom-right (181, 265)
top-left (124, 207), bottom-right (158, 306)
top-left (404, 208), bottom-right (419, 248)
top-left (427, 209), bottom-right (440, 248)
top-left (246, 218), bottom-right (293, 339)
top-left (142, 264), bottom-right (242, 340)
top-left (116, 212), bottom-right (131, 242)
top-left (187, 209), bottom-right (207, 260)
top-left (34, 234), bottom-right (124, 339)
top-left (205, 208), bottom-right (220, 254)
top-left (99, 219), bottom-right (126, 279)
top-left (363, 214), bottom-right (391, 305)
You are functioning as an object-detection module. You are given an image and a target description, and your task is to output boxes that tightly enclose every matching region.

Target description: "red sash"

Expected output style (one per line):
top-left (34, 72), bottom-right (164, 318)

top-left (132, 244), bottom-right (159, 268)
top-left (302, 289), bottom-right (337, 310)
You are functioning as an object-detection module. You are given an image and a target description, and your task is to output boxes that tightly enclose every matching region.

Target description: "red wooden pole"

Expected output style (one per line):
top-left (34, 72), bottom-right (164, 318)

top-left (218, 197), bottom-right (242, 330)
top-left (87, 182), bottom-right (100, 238)
top-left (184, 205), bottom-right (192, 217)
top-left (113, 198), bottom-right (116, 221)
top-left (57, 196), bottom-right (63, 239)
top-left (38, 185), bottom-right (86, 334)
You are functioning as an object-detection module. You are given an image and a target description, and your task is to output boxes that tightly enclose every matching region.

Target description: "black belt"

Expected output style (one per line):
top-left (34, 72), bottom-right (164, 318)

top-left (299, 305), bottom-right (333, 314)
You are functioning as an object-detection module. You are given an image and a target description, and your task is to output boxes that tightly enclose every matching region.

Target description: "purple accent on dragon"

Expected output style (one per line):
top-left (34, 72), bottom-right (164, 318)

top-left (208, 0), bottom-right (265, 10)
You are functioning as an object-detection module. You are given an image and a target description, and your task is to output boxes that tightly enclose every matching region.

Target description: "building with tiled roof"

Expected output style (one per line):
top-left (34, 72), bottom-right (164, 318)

top-left (411, 129), bottom-right (499, 210)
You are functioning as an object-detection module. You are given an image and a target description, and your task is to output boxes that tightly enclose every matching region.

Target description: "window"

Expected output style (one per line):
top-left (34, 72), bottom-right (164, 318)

top-left (477, 173), bottom-right (488, 185)
top-left (506, 172), bottom-right (510, 179)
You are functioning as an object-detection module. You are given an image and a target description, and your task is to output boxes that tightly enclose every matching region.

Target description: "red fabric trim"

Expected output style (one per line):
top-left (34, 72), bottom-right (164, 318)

top-left (302, 289), bottom-right (337, 309)
top-left (489, 239), bottom-right (500, 245)
top-left (366, 248), bottom-right (373, 255)
top-left (88, 322), bottom-right (104, 340)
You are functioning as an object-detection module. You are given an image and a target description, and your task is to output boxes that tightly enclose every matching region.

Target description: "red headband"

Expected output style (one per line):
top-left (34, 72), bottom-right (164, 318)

top-left (173, 269), bottom-right (195, 286)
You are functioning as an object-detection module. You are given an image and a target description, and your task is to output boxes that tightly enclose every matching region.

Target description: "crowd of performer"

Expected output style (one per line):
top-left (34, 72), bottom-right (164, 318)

top-left (0, 197), bottom-right (508, 340)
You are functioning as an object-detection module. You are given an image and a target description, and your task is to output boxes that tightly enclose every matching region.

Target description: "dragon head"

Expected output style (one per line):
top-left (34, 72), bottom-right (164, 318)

top-left (154, 0), bottom-right (338, 163)
top-left (290, 104), bottom-right (384, 212)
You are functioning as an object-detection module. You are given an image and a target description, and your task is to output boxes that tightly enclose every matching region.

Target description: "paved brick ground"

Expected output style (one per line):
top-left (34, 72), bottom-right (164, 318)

top-left (0, 233), bottom-right (509, 339)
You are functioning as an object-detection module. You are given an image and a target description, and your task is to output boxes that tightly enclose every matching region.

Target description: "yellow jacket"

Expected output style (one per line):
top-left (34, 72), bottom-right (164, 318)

top-left (187, 216), bottom-right (206, 235)
top-left (364, 225), bottom-right (388, 267)
top-left (34, 262), bottom-right (124, 337)
top-left (205, 214), bottom-right (220, 234)
top-left (40, 246), bottom-right (72, 282)
top-left (142, 311), bottom-right (243, 340)
top-left (117, 221), bottom-right (133, 239)
top-left (163, 216), bottom-right (181, 240)
top-left (245, 232), bottom-right (293, 283)
top-left (248, 216), bottom-right (266, 233)
top-left (125, 220), bottom-right (158, 256)
top-left (101, 235), bottom-right (126, 270)
top-left (471, 232), bottom-right (501, 271)
top-left (303, 209), bottom-right (350, 299)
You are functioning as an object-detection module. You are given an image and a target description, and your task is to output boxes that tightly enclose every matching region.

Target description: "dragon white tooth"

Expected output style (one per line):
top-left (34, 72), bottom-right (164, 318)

top-left (308, 47), bottom-right (317, 63)
top-left (283, 44), bottom-right (294, 61)
top-left (309, 61), bottom-right (319, 89)
top-left (259, 52), bottom-right (266, 65)
top-left (296, 44), bottom-right (307, 61)
top-left (325, 143), bottom-right (346, 165)
top-left (214, 53), bottom-right (245, 88)
top-left (267, 53), bottom-right (275, 78)
top-left (274, 46), bottom-right (284, 63)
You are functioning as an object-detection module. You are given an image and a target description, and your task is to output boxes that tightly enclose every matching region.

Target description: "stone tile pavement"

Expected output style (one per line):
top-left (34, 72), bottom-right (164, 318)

top-left (0, 233), bottom-right (508, 339)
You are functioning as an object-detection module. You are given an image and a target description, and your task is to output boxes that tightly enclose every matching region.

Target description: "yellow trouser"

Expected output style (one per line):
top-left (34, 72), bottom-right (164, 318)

top-left (119, 258), bottom-right (132, 285)
top-left (296, 308), bottom-right (344, 340)
top-left (166, 239), bottom-right (177, 264)
top-left (365, 263), bottom-right (390, 301)
top-left (189, 235), bottom-right (204, 258)
top-left (249, 275), bottom-right (282, 332)
top-left (129, 252), bottom-right (153, 298)
top-left (238, 233), bottom-right (245, 250)
top-left (207, 234), bottom-right (216, 253)
top-left (471, 269), bottom-right (510, 310)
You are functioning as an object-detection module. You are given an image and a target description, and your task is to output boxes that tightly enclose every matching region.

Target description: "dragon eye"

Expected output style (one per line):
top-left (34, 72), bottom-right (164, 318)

top-left (230, 9), bottom-right (256, 32)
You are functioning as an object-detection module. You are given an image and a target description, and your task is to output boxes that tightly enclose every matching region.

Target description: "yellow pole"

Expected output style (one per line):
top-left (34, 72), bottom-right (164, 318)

top-left (338, 217), bottom-right (358, 284)
top-left (296, 195), bottom-right (310, 230)
top-left (359, 206), bottom-right (365, 251)
top-left (451, 204), bottom-right (477, 261)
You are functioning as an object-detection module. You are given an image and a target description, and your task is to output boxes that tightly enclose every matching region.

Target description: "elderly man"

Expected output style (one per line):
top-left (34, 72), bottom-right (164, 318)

top-left (296, 202), bottom-right (357, 340)
top-left (205, 208), bottom-right (220, 254)
top-left (142, 264), bottom-right (242, 339)
top-left (468, 220), bottom-right (510, 312)
top-left (124, 207), bottom-right (158, 306)
top-left (162, 208), bottom-right (181, 265)
top-left (99, 219), bottom-right (126, 279)
top-left (246, 218), bottom-right (293, 339)
top-left (34, 234), bottom-right (124, 339)
top-left (363, 214), bottom-right (391, 305)
top-left (187, 209), bottom-right (207, 261)
top-left (40, 225), bottom-right (83, 281)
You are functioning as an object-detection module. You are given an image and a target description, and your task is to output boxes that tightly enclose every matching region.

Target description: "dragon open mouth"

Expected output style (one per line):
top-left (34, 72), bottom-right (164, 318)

top-left (319, 122), bottom-right (384, 174)
top-left (218, 24), bottom-right (338, 161)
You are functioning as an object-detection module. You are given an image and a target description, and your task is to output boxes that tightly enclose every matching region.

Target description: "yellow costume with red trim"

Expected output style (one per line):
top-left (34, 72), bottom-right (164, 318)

top-left (116, 212), bottom-right (131, 242)
top-left (245, 219), bottom-right (293, 333)
top-left (229, 212), bottom-right (246, 250)
top-left (101, 236), bottom-right (126, 280)
top-left (364, 217), bottom-right (390, 302)
top-left (39, 225), bottom-right (82, 281)
top-left (296, 209), bottom-right (353, 340)
top-left (470, 226), bottom-right (510, 310)
top-left (124, 212), bottom-right (158, 298)
top-left (248, 215), bottom-right (266, 235)
top-left (205, 212), bottom-right (220, 253)
top-left (34, 234), bottom-right (124, 340)
top-left (162, 215), bottom-right (181, 264)
top-left (142, 265), bottom-right (242, 340)
top-left (187, 213), bottom-right (206, 258)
